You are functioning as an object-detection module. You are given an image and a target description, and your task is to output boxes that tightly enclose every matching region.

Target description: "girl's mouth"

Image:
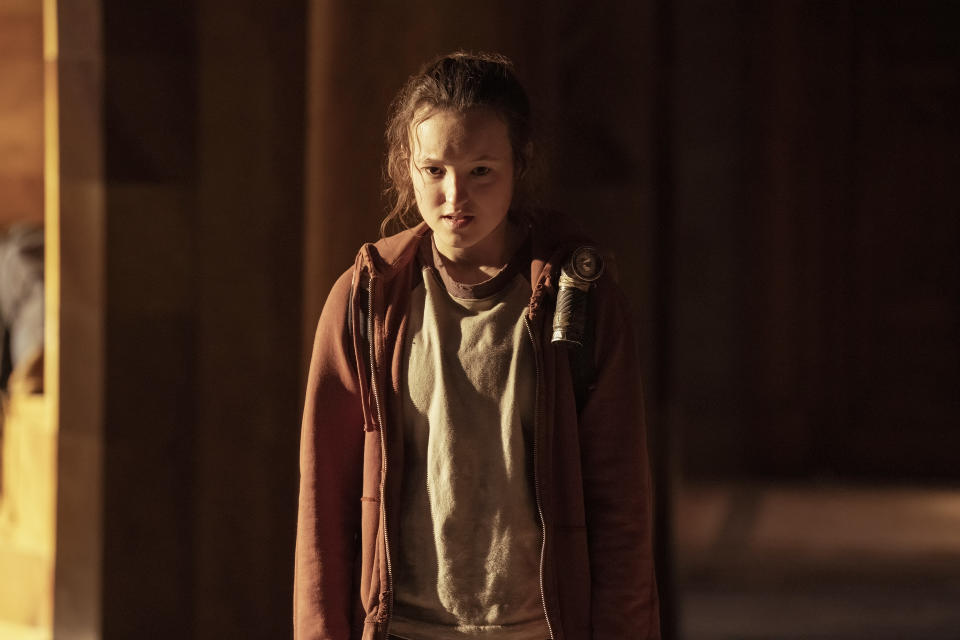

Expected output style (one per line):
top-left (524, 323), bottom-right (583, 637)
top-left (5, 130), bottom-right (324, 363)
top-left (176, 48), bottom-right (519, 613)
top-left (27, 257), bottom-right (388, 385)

top-left (442, 215), bottom-right (473, 229)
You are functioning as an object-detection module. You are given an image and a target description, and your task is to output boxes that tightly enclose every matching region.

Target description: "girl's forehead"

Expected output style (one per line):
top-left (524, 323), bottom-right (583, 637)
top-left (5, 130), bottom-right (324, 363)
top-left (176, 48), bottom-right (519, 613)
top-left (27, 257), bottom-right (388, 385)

top-left (410, 108), bottom-right (511, 159)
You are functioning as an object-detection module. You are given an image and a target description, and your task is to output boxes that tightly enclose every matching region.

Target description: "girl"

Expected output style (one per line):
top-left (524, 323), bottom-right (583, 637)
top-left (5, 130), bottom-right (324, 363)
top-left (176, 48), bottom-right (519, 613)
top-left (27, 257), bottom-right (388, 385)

top-left (295, 52), bottom-right (659, 640)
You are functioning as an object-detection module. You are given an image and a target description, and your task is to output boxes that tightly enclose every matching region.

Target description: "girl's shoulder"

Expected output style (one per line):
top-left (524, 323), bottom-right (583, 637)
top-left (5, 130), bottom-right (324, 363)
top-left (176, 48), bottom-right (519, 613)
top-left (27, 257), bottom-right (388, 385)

top-left (353, 222), bottom-right (431, 277)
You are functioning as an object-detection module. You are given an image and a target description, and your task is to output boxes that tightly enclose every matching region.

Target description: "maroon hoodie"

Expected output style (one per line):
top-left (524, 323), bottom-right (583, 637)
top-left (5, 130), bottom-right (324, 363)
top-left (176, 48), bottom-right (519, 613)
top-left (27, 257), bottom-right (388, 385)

top-left (295, 216), bottom-right (660, 640)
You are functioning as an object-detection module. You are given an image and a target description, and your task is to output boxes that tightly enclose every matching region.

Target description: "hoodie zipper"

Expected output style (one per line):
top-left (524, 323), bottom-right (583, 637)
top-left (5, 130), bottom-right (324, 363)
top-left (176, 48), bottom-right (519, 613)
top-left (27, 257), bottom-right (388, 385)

top-left (524, 313), bottom-right (556, 640)
top-left (367, 275), bottom-right (394, 635)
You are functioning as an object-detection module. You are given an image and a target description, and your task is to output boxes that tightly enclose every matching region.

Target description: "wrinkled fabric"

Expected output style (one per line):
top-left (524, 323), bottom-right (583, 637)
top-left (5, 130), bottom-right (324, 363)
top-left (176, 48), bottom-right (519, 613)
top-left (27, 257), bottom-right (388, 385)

top-left (391, 254), bottom-right (547, 639)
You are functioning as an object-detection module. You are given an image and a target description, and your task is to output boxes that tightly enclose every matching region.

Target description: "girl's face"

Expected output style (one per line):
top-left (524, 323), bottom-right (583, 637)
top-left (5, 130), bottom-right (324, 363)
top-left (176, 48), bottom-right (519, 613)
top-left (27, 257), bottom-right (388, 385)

top-left (409, 108), bottom-right (515, 267)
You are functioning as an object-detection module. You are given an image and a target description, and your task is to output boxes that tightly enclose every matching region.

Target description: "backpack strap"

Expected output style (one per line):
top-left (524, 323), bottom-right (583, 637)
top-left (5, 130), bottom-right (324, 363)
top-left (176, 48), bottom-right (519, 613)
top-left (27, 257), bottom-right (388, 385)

top-left (553, 245), bottom-right (603, 414)
top-left (568, 287), bottom-right (597, 415)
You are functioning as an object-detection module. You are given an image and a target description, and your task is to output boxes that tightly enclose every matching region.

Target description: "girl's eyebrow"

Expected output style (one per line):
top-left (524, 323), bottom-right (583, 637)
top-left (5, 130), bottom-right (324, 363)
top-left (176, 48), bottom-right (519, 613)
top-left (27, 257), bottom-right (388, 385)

top-left (416, 154), bottom-right (502, 164)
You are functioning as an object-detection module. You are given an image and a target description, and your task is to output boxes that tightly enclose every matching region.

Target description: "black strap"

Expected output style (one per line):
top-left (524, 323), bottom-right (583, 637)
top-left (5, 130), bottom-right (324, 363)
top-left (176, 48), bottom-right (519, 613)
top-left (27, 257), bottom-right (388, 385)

top-left (568, 288), bottom-right (597, 414)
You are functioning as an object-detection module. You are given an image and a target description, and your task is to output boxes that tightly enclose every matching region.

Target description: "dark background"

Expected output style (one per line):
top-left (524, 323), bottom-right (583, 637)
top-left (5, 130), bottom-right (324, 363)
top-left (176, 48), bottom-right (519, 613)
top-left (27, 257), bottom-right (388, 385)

top-left (42, 0), bottom-right (960, 638)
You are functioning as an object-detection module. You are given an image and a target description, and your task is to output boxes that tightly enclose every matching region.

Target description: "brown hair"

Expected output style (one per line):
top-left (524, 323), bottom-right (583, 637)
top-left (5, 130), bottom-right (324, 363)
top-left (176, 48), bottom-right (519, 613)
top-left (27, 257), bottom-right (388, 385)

top-left (382, 51), bottom-right (535, 236)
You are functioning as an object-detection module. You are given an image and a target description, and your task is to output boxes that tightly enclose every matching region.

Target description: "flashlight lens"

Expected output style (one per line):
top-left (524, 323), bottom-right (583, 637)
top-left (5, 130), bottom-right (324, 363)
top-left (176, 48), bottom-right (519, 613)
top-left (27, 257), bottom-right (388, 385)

top-left (571, 247), bottom-right (603, 281)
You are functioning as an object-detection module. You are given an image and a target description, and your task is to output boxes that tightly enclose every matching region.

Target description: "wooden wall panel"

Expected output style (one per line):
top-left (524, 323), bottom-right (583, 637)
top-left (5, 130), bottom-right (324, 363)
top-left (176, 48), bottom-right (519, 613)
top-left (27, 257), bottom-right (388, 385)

top-left (51, 1), bottom-right (307, 636)
top-left (842, 1), bottom-right (960, 476)
top-left (194, 1), bottom-right (305, 636)
top-left (0, 0), bottom-right (44, 225)
top-left (672, 0), bottom-right (960, 479)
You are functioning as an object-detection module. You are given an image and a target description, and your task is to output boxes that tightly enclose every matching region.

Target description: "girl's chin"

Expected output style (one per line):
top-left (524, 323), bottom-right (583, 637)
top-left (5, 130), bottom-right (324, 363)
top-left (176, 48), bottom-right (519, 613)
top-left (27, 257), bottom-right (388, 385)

top-left (431, 215), bottom-right (510, 257)
top-left (433, 222), bottom-right (479, 246)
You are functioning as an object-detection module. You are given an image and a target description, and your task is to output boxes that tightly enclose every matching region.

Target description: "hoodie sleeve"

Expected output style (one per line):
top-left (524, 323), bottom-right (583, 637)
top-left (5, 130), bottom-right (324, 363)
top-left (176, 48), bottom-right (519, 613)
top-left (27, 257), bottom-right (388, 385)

top-left (295, 268), bottom-right (365, 640)
top-left (578, 275), bottom-right (661, 640)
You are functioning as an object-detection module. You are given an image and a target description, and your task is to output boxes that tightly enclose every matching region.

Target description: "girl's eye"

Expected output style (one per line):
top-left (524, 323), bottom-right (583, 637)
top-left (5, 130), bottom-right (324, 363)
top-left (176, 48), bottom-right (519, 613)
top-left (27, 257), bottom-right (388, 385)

top-left (423, 166), bottom-right (444, 177)
top-left (472, 166), bottom-right (491, 177)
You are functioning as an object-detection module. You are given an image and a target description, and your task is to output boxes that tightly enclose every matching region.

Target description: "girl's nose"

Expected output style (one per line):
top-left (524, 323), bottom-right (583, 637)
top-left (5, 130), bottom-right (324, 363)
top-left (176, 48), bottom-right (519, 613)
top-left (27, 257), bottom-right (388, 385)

top-left (443, 173), bottom-right (468, 207)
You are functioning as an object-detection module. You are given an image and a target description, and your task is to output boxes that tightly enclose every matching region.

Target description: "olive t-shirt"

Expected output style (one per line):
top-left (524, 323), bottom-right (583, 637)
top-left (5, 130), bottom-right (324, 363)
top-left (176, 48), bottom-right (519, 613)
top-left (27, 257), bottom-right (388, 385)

top-left (390, 234), bottom-right (550, 640)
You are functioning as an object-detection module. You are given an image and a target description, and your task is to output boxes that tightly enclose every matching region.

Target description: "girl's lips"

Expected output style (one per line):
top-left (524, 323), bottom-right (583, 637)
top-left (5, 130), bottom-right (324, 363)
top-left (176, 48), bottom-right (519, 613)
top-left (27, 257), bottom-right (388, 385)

top-left (442, 215), bottom-right (473, 229)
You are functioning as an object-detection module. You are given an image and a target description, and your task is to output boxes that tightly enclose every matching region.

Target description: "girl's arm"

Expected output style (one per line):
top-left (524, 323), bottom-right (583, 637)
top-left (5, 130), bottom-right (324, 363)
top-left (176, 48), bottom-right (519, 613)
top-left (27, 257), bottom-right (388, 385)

top-left (578, 276), bottom-right (661, 640)
top-left (295, 270), bottom-right (365, 640)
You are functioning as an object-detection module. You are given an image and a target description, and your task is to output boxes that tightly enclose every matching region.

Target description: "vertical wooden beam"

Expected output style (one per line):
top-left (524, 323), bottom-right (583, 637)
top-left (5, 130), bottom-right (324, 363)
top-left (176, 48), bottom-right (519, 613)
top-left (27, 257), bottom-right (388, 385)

top-left (52, 0), bottom-right (106, 637)
top-left (194, 1), bottom-right (305, 635)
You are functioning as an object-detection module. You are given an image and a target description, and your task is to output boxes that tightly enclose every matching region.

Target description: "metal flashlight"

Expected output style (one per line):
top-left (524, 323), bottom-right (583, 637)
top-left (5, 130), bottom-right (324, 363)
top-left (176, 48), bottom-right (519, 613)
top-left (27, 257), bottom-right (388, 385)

top-left (551, 246), bottom-right (605, 346)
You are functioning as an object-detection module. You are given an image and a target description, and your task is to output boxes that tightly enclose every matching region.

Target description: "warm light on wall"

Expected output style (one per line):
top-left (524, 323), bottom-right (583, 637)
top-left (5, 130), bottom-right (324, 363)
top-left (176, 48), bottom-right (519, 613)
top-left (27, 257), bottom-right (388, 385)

top-left (0, 1), bottom-right (57, 638)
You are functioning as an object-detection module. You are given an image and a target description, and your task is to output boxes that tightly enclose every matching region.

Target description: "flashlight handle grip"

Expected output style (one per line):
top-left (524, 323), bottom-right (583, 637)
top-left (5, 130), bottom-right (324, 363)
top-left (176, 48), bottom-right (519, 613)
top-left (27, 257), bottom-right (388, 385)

top-left (552, 284), bottom-right (589, 345)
